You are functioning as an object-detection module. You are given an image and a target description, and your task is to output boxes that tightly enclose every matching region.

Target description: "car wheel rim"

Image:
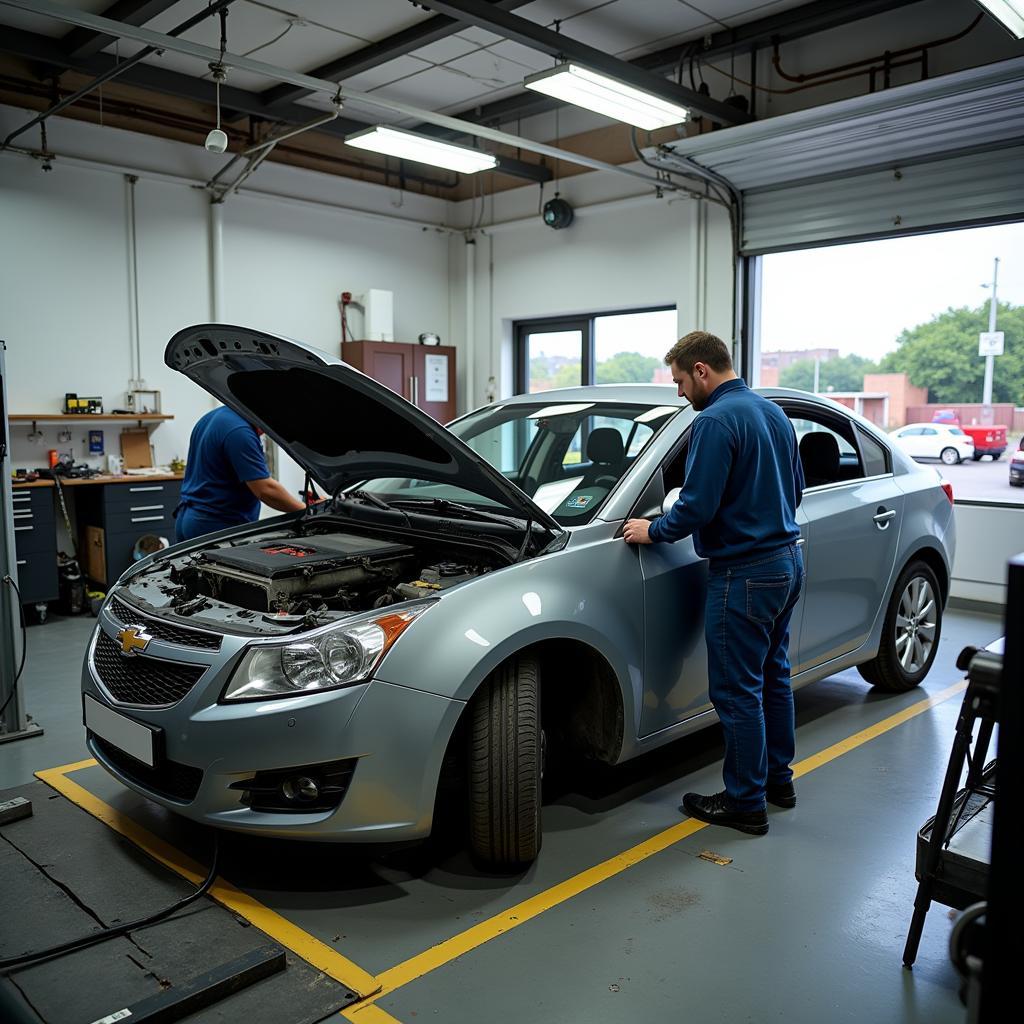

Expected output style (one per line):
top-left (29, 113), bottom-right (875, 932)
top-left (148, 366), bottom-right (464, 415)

top-left (894, 576), bottom-right (937, 675)
top-left (941, 449), bottom-right (957, 465)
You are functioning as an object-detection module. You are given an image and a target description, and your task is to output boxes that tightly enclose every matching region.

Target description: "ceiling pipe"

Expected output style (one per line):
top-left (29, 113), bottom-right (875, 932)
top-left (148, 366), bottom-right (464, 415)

top-left (0, 0), bottom-right (680, 193)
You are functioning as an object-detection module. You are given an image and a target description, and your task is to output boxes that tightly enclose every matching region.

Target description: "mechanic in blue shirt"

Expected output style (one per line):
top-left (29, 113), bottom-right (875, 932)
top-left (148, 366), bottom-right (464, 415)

top-left (174, 406), bottom-right (305, 542)
top-left (624, 331), bottom-right (805, 836)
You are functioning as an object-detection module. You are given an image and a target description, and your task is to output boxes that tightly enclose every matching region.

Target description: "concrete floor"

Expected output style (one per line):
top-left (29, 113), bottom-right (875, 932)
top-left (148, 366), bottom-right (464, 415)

top-left (0, 604), bottom-right (1003, 1023)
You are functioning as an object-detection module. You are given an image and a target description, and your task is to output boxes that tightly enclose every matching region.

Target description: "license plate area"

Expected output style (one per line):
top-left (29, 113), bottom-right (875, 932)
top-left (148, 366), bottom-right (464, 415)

top-left (84, 694), bottom-right (161, 768)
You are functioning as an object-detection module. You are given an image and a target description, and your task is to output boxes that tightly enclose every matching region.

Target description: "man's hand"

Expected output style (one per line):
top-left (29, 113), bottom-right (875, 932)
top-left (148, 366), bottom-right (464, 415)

top-left (623, 518), bottom-right (653, 545)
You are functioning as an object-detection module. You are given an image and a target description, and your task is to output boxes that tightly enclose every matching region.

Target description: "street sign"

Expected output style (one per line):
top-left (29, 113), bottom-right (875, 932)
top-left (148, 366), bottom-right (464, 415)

top-left (979, 331), bottom-right (1005, 356)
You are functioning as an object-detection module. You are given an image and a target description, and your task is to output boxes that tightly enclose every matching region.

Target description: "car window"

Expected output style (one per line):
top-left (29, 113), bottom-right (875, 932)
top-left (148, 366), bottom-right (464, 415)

top-left (782, 408), bottom-right (865, 487)
top-left (921, 427), bottom-right (937, 435)
top-left (899, 427), bottom-right (920, 437)
top-left (359, 400), bottom-right (679, 526)
top-left (948, 427), bottom-right (966, 436)
top-left (856, 426), bottom-right (890, 477)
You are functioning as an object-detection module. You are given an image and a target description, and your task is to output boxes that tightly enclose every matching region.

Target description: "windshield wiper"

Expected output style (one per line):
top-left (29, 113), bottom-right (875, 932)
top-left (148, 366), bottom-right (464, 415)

top-left (388, 497), bottom-right (523, 528)
top-left (344, 490), bottom-right (412, 527)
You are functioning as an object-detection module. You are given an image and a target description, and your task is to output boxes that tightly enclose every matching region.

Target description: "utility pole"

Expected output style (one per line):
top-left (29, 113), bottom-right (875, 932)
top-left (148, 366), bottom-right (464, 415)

top-left (982, 257), bottom-right (999, 414)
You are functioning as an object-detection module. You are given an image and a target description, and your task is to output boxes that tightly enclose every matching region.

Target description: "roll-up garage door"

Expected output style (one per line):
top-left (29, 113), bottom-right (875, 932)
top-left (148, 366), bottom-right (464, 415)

top-left (653, 57), bottom-right (1024, 255)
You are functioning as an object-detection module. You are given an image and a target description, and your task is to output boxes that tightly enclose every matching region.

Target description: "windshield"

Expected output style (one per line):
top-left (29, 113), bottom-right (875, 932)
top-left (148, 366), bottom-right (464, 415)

top-left (357, 401), bottom-right (680, 525)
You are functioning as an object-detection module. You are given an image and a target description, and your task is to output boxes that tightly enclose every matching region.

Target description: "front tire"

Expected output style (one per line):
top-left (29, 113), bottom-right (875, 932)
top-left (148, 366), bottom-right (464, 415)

top-left (469, 655), bottom-right (542, 869)
top-left (940, 447), bottom-right (960, 466)
top-left (858, 561), bottom-right (942, 692)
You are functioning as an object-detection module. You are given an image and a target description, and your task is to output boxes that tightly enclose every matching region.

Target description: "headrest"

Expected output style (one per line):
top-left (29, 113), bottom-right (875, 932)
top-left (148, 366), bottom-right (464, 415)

top-left (586, 427), bottom-right (625, 466)
top-left (799, 431), bottom-right (840, 483)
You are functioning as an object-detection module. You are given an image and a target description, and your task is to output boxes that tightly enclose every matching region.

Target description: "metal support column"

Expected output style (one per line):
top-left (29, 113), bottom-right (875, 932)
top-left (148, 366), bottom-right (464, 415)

top-left (0, 340), bottom-right (43, 744)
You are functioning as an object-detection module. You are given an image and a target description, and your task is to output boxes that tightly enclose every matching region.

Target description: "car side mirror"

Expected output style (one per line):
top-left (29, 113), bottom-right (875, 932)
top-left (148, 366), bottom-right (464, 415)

top-left (661, 487), bottom-right (681, 515)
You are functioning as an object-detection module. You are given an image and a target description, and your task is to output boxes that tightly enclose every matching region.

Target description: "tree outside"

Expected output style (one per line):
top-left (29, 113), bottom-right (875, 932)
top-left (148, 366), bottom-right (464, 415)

top-left (596, 351), bottom-right (661, 384)
top-left (779, 353), bottom-right (880, 392)
top-left (879, 301), bottom-right (1023, 405)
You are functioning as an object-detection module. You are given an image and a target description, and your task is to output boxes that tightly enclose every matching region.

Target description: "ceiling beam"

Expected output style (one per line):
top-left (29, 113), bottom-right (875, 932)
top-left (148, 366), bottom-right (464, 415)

top-left (61, 0), bottom-right (180, 60)
top-left (416, 0), bottom-right (750, 124)
top-left (261, 0), bottom-right (533, 111)
top-left (417, 0), bottom-right (926, 139)
top-left (0, 0), bottom-right (681, 191)
top-left (0, 25), bottom-right (550, 182)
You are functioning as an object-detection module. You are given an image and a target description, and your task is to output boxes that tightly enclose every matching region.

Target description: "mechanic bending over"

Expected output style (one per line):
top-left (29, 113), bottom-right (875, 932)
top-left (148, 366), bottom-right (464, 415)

top-left (624, 330), bottom-right (806, 837)
top-left (174, 406), bottom-right (306, 543)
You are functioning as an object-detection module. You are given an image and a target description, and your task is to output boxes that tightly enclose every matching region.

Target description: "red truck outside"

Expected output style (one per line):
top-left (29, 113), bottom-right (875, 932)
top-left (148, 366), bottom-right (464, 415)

top-left (931, 410), bottom-right (1007, 460)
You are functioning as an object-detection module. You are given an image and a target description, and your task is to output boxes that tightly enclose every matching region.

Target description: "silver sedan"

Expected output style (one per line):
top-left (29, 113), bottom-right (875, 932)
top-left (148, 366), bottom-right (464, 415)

top-left (82, 326), bottom-right (955, 868)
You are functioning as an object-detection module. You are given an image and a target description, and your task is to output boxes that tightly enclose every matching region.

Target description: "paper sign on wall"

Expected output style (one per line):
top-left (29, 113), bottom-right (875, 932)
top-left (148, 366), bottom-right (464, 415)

top-left (425, 353), bottom-right (449, 403)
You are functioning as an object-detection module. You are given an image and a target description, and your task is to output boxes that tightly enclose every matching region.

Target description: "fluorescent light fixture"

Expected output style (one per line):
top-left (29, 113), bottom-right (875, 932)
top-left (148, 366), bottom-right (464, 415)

top-left (344, 125), bottom-right (497, 174)
top-left (524, 63), bottom-right (690, 130)
top-left (975, 1), bottom-right (1024, 38)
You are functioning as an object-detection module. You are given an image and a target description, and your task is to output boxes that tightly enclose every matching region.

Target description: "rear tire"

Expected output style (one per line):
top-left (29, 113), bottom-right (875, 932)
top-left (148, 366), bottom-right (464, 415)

top-left (940, 447), bottom-right (960, 466)
top-left (971, 452), bottom-right (983, 461)
top-left (469, 655), bottom-right (542, 869)
top-left (857, 560), bottom-right (942, 692)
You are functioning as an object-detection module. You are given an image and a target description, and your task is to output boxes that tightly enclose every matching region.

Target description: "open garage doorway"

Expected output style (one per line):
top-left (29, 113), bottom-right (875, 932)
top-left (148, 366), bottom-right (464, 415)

top-left (753, 222), bottom-right (1024, 505)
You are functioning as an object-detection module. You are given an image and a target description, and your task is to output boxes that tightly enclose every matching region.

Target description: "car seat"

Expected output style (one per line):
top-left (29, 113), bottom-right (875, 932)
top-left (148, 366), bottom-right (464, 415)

top-left (580, 427), bottom-right (625, 489)
top-left (799, 432), bottom-right (840, 488)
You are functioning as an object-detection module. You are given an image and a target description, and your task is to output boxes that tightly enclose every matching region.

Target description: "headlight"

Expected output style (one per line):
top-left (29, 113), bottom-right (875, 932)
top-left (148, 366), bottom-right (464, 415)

top-left (222, 605), bottom-right (430, 701)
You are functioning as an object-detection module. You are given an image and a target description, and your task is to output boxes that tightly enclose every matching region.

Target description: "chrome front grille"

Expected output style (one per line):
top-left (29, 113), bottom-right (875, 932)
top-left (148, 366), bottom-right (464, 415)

top-left (92, 630), bottom-right (207, 707)
top-left (110, 596), bottom-right (222, 651)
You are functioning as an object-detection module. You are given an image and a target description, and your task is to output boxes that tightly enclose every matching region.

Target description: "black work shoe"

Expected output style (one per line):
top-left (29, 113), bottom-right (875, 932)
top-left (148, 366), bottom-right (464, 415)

top-left (681, 791), bottom-right (769, 836)
top-left (766, 781), bottom-right (797, 809)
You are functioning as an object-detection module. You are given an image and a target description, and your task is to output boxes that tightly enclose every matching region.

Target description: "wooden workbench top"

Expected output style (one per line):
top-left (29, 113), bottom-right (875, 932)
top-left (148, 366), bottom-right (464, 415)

top-left (12, 473), bottom-right (184, 489)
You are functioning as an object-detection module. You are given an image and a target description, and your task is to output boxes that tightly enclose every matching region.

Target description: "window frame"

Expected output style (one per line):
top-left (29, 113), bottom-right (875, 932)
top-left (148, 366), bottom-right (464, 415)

top-left (513, 305), bottom-right (675, 395)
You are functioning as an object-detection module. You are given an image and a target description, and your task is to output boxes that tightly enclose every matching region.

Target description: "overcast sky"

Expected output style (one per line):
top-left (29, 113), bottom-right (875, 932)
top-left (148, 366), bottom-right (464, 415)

top-left (759, 222), bottom-right (1024, 362)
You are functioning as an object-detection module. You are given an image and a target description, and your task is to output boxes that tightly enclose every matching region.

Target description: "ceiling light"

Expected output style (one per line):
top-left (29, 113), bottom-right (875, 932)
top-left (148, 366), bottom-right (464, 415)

top-left (344, 126), bottom-right (497, 174)
top-left (524, 63), bottom-right (690, 130)
top-left (975, 1), bottom-right (1024, 38)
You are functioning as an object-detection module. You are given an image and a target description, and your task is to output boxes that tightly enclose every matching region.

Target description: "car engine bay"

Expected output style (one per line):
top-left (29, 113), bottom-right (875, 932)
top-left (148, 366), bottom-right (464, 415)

top-left (117, 517), bottom-right (501, 636)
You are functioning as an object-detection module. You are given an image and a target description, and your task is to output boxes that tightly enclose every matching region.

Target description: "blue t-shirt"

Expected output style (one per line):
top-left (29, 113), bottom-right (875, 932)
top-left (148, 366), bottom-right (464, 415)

top-left (648, 378), bottom-right (804, 564)
top-left (178, 407), bottom-right (269, 527)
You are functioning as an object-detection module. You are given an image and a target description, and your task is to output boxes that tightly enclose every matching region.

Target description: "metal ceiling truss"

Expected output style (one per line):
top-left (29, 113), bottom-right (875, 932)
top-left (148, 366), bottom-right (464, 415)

top-left (259, 0), bottom-right (535, 111)
top-left (0, 0), bottom-right (665, 189)
top-left (418, 0), bottom-right (927, 140)
top-left (419, 0), bottom-right (750, 125)
top-left (0, 0), bottom-right (928, 189)
top-left (0, 2), bottom-right (551, 182)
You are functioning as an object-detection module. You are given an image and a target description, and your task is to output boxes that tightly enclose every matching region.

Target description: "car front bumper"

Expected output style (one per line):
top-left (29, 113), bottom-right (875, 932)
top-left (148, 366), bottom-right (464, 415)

top-left (81, 614), bottom-right (465, 842)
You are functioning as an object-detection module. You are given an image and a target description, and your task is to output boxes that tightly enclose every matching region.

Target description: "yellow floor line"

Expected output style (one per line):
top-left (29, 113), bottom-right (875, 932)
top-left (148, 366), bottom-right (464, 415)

top-left (35, 760), bottom-right (381, 1001)
top-left (36, 678), bottom-right (968, 1015)
top-left (369, 678), bottom-right (968, 1000)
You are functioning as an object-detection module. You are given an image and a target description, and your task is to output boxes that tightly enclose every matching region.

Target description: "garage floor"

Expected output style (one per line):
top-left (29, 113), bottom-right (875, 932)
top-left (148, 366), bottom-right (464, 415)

top-left (0, 605), bottom-right (1003, 1023)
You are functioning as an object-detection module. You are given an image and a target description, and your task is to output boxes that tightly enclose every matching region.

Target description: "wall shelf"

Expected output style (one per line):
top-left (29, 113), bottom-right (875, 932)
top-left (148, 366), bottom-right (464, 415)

top-left (10, 413), bottom-right (173, 430)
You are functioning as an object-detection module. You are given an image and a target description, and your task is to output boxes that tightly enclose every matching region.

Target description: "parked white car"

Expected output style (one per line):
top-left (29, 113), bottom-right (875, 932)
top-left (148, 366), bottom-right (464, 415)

top-left (890, 423), bottom-right (975, 465)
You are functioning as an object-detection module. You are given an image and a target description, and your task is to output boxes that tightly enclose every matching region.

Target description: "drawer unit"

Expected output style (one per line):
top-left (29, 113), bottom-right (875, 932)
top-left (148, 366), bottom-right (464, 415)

top-left (11, 487), bottom-right (58, 604)
top-left (76, 480), bottom-right (182, 585)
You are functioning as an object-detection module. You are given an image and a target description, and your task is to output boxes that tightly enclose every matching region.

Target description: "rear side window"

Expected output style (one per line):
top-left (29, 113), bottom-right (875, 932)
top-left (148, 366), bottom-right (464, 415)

top-left (949, 427), bottom-right (966, 436)
top-left (856, 426), bottom-right (890, 477)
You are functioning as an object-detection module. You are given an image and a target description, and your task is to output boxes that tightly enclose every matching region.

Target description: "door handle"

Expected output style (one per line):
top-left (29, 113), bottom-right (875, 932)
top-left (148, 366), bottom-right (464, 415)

top-left (408, 376), bottom-right (415, 402)
top-left (873, 508), bottom-right (896, 529)
top-left (413, 377), bottom-right (419, 406)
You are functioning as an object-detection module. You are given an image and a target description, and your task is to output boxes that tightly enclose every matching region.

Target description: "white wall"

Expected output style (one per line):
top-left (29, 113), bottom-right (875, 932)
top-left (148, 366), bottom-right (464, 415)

top-left (951, 503), bottom-right (1023, 606)
top-left (447, 168), bottom-right (735, 410)
top-left (0, 105), bottom-right (452, 501)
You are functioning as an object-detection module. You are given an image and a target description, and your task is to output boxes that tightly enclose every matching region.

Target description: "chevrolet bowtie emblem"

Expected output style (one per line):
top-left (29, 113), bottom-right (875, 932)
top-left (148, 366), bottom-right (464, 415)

top-left (116, 626), bottom-right (152, 656)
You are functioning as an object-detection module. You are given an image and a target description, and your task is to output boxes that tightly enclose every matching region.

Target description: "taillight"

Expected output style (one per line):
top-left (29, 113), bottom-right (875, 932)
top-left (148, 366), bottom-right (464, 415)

top-left (940, 481), bottom-right (954, 504)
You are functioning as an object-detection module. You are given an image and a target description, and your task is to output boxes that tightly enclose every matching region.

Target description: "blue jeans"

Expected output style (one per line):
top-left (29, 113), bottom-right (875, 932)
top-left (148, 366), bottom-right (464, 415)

top-left (174, 505), bottom-right (243, 543)
top-left (704, 544), bottom-right (804, 811)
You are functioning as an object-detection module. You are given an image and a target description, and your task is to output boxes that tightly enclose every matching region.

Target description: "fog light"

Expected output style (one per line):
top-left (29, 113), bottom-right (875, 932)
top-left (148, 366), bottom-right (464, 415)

top-left (281, 775), bottom-right (320, 803)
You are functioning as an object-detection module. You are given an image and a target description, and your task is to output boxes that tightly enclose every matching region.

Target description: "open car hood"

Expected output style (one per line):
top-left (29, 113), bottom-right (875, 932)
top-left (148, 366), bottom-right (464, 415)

top-left (165, 325), bottom-right (563, 534)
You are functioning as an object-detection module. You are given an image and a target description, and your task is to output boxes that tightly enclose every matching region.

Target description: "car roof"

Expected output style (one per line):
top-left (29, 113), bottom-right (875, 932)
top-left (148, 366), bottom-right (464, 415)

top-left (497, 383), bottom-right (686, 406)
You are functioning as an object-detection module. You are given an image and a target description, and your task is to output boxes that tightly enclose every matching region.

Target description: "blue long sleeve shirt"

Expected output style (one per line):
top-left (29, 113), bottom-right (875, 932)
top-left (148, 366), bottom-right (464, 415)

top-left (648, 378), bottom-right (804, 564)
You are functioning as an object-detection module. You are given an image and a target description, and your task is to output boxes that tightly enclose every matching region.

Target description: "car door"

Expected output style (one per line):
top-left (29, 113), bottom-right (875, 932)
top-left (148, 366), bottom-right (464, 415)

top-left (633, 432), bottom-right (808, 736)
top-left (894, 426), bottom-right (922, 457)
top-left (918, 426), bottom-right (942, 459)
top-left (784, 404), bottom-right (904, 670)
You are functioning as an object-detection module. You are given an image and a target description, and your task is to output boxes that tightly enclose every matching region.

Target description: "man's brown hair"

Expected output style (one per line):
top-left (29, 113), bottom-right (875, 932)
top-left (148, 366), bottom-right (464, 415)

top-left (664, 331), bottom-right (733, 374)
